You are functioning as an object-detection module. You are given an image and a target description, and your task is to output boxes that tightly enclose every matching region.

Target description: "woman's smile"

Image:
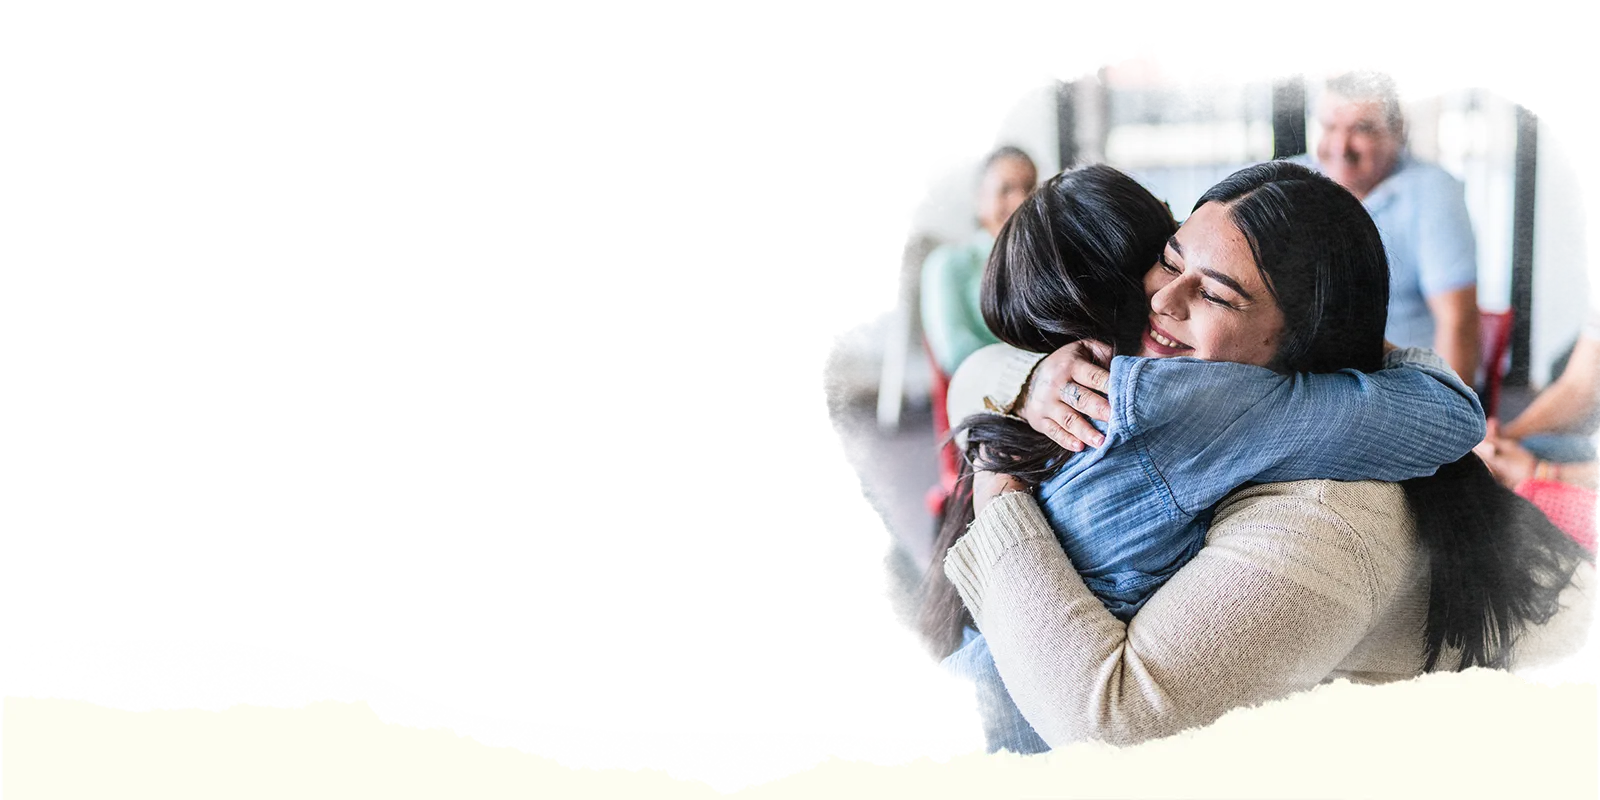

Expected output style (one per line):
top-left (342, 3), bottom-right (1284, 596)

top-left (1142, 320), bottom-right (1192, 355)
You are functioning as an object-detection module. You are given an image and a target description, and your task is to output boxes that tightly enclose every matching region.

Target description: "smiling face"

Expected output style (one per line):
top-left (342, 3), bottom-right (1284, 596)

top-left (976, 155), bottom-right (1039, 237)
top-left (1138, 201), bottom-right (1285, 367)
top-left (1313, 92), bottom-right (1403, 199)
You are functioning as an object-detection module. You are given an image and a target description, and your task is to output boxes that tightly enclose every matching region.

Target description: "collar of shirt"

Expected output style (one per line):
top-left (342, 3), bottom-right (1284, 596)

top-left (1360, 150), bottom-right (1415, 214)
top-left (1288, 150), bottom-right (1413, 214)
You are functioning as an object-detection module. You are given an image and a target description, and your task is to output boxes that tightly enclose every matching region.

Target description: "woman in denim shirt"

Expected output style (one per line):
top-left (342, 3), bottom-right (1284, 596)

top-left (917, 162), bottom-right (1582, 753)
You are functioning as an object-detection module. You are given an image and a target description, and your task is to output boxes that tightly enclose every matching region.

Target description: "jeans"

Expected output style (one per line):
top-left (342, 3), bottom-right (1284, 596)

top-left (943, 627), bottom-right (1049, 754)
top-left (1521, 433), bottom-right (1597, 464)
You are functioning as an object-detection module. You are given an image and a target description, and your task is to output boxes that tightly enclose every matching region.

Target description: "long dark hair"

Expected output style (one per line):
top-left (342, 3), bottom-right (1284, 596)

top-left (1201, 162), bottom-right (1586, 670)
top-left (916, 165), bottom-right (1175, 655)
top-left (918, 160), bottom-right (1587, 669)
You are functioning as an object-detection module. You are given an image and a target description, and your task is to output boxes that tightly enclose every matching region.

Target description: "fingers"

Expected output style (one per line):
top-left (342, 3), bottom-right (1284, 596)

top-left (1037, 405), bottom-right (1105, 451)
top-left (1082, 339), bottom-right (1115, 368)
top-left (1036, 416), bottom-right (1088, 452)
top-left (1067, 348), bottom-right (1113, 394)
top-left (1058, 379), bottom-right (1112, 423)
top-left (1471, 437), bottom-right (1497, 463)
top-left (1057, 406), bottom-right (1105, 449)
top-left (1021, 338), bottom-right (1115, 446)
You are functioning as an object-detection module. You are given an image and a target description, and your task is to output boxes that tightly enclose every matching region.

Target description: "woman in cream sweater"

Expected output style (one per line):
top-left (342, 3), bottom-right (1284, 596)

top-left (938, 163), bottom-right (1593, 749)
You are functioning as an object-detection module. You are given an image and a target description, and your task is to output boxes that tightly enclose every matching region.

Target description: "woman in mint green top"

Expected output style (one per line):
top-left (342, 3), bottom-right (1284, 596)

top-left (920, 147), bottom-right (1037, 375)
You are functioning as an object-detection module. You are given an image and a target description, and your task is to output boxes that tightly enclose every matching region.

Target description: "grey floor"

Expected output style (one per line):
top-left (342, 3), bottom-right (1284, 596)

top-left (825, 387), bottom-right (1536, 576)
top-left (832, 400), bottom-right (940, 569)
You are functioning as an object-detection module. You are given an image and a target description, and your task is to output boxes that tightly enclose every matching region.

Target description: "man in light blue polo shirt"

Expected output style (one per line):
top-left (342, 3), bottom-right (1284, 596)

top-left (1296, 72), bottom-right (1481, 380)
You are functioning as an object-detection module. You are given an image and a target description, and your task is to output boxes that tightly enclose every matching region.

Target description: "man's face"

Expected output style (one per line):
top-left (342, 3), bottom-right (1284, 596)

top-left (1314, 93), bottom-right (1402, 199)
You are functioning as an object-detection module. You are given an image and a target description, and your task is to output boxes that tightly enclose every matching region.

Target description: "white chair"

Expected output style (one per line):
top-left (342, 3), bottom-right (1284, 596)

top-left (877, 233), bottom-right (942, 430)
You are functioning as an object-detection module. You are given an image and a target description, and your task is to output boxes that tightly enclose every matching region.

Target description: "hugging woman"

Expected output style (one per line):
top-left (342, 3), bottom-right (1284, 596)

top-left (919, 161), bottom-right (1591, 751)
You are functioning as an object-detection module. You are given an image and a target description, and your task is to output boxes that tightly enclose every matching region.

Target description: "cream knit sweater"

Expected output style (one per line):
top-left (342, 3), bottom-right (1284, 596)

top-left (943, 344), bottom-right (1594, 748)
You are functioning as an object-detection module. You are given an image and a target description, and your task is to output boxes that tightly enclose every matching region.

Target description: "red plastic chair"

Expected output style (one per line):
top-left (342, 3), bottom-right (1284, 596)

top-left (1516, 478), bottom-right (1597, 553)
top-left (1478, 309), bottom-right (1514, 420)
top-left (922, 341), bottom-right (960, 517)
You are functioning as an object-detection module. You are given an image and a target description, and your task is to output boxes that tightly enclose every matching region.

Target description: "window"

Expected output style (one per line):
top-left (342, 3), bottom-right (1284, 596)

top-left (1107, 76), bottom-right (1267, 219)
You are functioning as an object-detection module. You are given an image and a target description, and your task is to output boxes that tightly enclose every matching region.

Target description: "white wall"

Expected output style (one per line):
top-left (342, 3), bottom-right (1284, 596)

top-left (1465, 80), bottom-right (1600, 321)
top-left (871, 83), bottom-right (1062, 411)
top-left (1529, 114), bottom-right (1600, 385)
top-left (902, 77), bottom-right (1062, 249)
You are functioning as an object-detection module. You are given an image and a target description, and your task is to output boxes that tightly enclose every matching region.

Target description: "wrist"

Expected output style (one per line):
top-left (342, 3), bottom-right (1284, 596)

top-left (1007, 354), bottom-right (1049, 416)
top-left (1533, 460), bottom-right (1561, 483)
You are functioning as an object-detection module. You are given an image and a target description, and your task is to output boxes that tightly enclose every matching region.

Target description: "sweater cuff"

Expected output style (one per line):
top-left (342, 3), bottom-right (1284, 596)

top-left (943, 490), bottom-right (1055, 623)
top-left (945, 345), bottom-right (1047, 449)
top-left (988, 347), bottom-right (1049, 415)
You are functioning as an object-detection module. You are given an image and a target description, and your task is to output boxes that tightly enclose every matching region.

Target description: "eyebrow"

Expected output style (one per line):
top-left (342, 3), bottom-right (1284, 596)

top-left (1201, 268), bottom-right (1255, 301)
top-left (1166, 236), bottom-right (1256, 301)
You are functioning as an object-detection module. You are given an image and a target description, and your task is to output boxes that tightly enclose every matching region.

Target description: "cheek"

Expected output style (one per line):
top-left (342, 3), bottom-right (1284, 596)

top-left (1198, 313), bottom-right (1278, 366)
top-left (1143, 269), bottom-right (1168, 298)
top-left (976, 195), bottom-right (1002, 225)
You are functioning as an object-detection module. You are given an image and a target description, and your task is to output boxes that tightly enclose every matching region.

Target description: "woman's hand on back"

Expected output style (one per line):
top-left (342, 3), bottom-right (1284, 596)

top-left (1018, 340), bottom-right (1114, 451)
top-left (972, 469), bottom-right (1029, 515)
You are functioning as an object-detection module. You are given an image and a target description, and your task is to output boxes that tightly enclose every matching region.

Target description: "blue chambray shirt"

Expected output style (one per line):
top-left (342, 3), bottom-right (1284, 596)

top-left (1036, 346), bottom-right (1484, 620)
top-left (1292, 153), bottom-right (1479, 349)
top-left (945, 347), bottom-right (1486, 754)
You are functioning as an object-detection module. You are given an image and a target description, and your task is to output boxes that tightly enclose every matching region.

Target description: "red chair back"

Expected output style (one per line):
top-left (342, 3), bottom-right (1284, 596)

top-left (1479, 310), bottom-right (1514, 419)
top-left (1516, 478), bottom-right (1597, 553)
top-left (922, 341), bottom-right (960, 516)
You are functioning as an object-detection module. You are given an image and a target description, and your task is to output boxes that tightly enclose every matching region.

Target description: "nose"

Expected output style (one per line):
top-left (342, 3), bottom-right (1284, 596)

top-left (1149, 273), bottom-right (1190, 320)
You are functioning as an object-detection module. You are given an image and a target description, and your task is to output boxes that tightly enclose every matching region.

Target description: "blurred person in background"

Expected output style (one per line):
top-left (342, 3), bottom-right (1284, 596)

top-left (1297, 71), bottom-right (1481, 381)
top-left (922, 146), bottom-right (1039, 376)
top-left (1477, 309), bottom-right (1600, 489)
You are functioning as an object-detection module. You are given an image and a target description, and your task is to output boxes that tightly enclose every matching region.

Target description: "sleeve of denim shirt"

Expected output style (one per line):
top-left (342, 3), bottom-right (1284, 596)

top-left (1111, 347), bottom-right (1486, 516)
top-left (1414, 168), bottom-right (1479, 297)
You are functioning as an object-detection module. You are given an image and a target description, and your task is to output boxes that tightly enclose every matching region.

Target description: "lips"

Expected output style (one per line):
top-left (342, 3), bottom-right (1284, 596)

top-left (1143, 320), bottom-right (1192, 356)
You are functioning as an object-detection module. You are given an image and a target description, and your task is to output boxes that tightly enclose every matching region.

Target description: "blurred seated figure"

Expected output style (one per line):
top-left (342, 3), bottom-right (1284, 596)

top-left (1295, 71), bottom-right (1481, 380)
top-left (921, 146), bottom-right (1038, 377)
top-left (1478, 309), bottom-right (1600, 483)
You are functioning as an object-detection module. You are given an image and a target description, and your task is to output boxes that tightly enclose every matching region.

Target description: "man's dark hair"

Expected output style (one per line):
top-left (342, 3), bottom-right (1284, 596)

top-left (1324, 68), bottom-right (1401, 132)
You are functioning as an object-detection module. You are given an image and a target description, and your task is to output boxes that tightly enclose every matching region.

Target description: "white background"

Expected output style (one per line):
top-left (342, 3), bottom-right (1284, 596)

top-left (3, 2), bottom-right (1597, 792)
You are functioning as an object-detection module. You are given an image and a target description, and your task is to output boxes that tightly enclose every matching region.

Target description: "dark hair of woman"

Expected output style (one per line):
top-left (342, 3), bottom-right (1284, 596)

top-left (916, 164), bottom-right (1175, 655)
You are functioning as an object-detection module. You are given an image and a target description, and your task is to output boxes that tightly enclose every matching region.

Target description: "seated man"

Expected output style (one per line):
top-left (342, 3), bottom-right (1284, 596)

top-left (1472, 281), bottom-right (1600, 492)
top-left (1296, 71), bottom-right (1481, 381)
